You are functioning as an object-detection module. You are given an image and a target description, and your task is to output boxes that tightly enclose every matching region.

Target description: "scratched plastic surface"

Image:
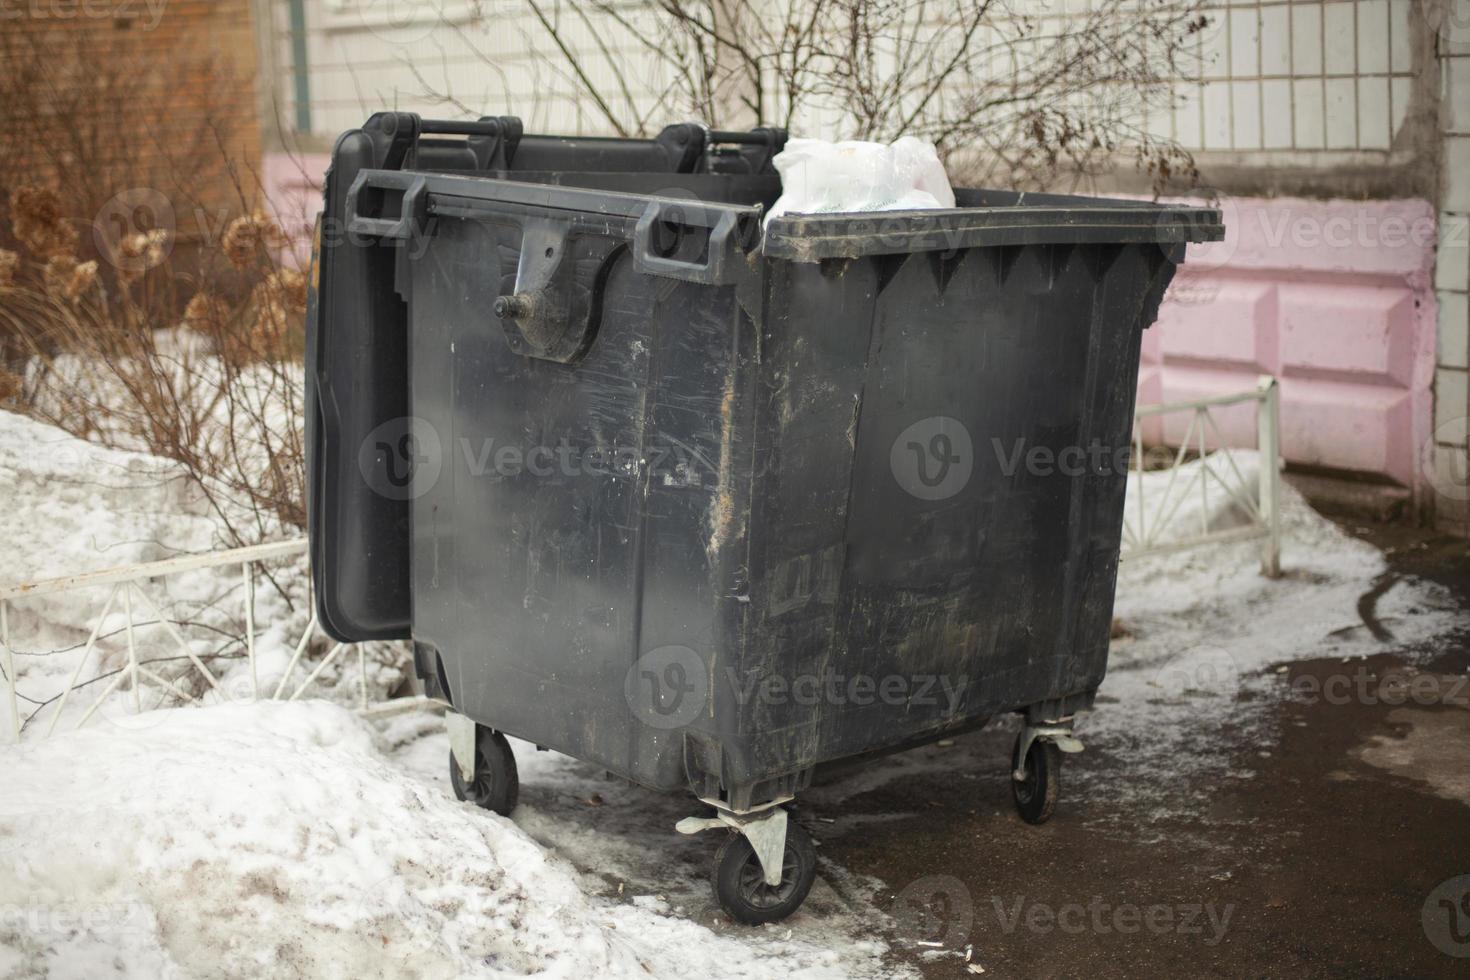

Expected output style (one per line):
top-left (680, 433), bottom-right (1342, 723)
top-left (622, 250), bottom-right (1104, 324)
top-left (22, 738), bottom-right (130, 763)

top-left (307, 112), bottom-right (1222, 809)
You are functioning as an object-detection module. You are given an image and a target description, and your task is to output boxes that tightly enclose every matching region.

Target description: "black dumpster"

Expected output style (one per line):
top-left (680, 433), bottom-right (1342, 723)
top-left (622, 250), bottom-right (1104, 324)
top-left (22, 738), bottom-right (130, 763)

top-left (306, 112), bottom-right (1223, 923)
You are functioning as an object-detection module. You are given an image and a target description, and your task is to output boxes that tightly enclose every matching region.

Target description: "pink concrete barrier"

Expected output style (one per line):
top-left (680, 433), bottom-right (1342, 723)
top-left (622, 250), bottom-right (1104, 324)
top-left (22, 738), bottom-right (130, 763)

top-left (263, 153), bottom-right (1438, 493)
top-left (1144, 196), bottom-right (1437, 492)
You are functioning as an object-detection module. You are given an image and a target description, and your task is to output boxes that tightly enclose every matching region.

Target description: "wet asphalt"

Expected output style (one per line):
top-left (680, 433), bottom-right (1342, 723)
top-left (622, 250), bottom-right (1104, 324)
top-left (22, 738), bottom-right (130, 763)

top-left (806, 523), bottom-right (1470, 979)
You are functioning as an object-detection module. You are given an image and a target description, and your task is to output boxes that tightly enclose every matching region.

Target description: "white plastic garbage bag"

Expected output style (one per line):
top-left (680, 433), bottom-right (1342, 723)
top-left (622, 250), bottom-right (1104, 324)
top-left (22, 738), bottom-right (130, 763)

top-left (764, 136), bottom-right (955, 227)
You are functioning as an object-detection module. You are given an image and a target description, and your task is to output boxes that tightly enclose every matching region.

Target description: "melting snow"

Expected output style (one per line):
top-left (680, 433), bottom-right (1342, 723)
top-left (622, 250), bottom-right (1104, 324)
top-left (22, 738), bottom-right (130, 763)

top-left (0, 413), bottom-right (1460, 977)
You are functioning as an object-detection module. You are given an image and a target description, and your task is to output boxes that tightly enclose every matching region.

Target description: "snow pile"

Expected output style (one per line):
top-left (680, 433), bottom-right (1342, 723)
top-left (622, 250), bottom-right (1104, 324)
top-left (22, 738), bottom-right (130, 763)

top-left (383, 712), bottom-right (894, 967)
top-left (1110, 451), bottom-right (1441, 686)
top-left (0, 410), bottom-right (1459, 978)
top-left (1121, 449), bottom-right (1266, 547)
top-left (0, 410), bottom-right (232, 585)
top-left (0, 410), bottom-right (378, 737)
top-left (0, 701), bottom-right (872, 979)
top-left (23, 336), bottom-right (302, 491)
top-left (1091, 449), bottom-right (1458, 819)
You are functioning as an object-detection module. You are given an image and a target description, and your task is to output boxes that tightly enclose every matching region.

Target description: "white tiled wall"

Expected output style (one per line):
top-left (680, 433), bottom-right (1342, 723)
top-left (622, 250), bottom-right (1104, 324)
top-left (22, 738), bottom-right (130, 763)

top-left (265, 0), bottom-right (1469, 529)
top-left (1437, 46), bottom-right (1470, 534)
top-left (273, 0), bottom-right (1425, 158)
top-left (272, 0), bottom-right (680, 138)
top-left (1154, 0), bottom-right (1418, 153)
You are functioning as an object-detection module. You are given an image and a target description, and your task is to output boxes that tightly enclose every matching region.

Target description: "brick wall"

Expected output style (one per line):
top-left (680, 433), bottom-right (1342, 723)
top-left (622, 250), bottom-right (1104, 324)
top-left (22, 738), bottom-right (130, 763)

top-left (1141, 197), bottom-right (1438, 503)
top-left (3, 0), bottom-right (264, 240)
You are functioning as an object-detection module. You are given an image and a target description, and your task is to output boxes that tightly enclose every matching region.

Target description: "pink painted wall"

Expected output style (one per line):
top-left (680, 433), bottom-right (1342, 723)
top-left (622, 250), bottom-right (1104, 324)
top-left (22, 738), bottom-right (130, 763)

top-left (263, 153), bottom-right (1439, 492)
top-left (263, 151), bottom-right (331, 268)
top-left (1141, 196), bottom-right (1438, 492)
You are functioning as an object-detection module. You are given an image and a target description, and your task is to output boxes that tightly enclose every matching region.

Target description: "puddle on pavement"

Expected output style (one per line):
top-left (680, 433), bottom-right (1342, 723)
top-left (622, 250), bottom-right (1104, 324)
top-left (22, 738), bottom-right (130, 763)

top-left (1354, 704), bottom-right (1470, 806)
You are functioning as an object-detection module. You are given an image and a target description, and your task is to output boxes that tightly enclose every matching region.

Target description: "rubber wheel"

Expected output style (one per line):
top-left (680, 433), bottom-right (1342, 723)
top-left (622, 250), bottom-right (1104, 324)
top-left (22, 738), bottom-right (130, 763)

top-left (712, 819), bottom-right (817, 925)
top-left (450, 729), bottom-right (519, 816)
top-left (1011, 734), bottom-right (1061, 825)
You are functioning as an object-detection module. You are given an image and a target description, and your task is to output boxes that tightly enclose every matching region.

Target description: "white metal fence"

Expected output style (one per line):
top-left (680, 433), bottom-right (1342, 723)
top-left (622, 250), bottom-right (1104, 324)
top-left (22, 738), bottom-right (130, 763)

top-left (1, 378), bottom-right (1284, 743)
top-left (1122, 375), bottom-right (1283, 576)
top-left (0, 539), bottom-right (364, 745)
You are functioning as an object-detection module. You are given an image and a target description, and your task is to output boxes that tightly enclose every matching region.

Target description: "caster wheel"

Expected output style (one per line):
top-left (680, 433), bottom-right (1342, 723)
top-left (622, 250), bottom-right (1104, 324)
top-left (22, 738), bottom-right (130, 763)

top-left (712, 819), bottom-right (817, 925)
top-left (450, 728), bottom-right (519, 816)
top-left (1011, 733), bottom-right (1060, 825)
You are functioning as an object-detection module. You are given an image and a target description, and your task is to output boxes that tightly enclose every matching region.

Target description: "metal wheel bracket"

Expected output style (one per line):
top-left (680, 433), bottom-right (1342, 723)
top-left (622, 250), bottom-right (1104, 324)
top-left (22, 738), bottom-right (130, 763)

top-left (736, 808), bottom-right (789, 887)
top-left (446, 711), bottom-right (477, 784)
top-left (1013, 722), bottom-right (1083, 781)
top-left (675, 797), bottom-right (793, 887)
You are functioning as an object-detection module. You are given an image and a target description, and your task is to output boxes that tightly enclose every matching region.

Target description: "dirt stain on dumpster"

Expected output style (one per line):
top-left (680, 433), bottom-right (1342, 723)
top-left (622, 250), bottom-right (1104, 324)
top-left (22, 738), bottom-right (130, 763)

top-left (706, 369), bottom-right (739, 565)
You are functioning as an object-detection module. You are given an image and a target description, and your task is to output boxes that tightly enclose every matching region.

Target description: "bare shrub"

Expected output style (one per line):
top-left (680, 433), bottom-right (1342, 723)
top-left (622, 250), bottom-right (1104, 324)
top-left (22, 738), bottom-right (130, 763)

top-left (0, 29), bottom-right (308, 543)
top-left (0, 28), bottom-right (410, 708)
top-left (0, 203), bottom-right (308, 538)
top-left (426, 0), bottom-right (1207, 191)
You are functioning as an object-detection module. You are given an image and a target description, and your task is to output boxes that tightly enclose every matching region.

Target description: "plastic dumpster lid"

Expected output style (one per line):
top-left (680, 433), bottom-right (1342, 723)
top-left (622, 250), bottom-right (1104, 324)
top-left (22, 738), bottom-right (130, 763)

top-left (346, 167), bottom-right (1222, 271)
top-left (762, 196), bottom-right (1225, 262)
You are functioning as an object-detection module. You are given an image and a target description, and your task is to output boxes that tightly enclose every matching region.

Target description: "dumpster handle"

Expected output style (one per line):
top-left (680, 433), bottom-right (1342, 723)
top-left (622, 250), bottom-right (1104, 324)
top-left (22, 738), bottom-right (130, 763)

top-left (345, 171), bottom-right (428, 240)
top-left (633, 202), bottom-right (741, 285)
